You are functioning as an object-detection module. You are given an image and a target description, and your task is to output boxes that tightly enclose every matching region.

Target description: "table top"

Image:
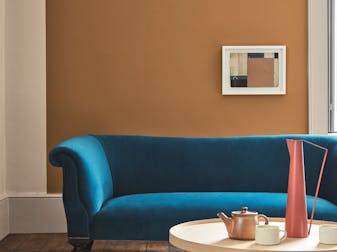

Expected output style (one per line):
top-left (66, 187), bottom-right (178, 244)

top-left (169, 218), bottom-right (337, 252)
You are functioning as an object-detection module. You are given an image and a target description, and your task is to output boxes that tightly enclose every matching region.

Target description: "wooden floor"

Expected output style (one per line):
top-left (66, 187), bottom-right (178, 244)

top-left (0, 234), bottom-right (186, 252)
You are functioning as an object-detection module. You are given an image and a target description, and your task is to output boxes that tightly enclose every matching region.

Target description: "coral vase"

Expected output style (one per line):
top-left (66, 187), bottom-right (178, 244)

top-left (285, 139), bottom-right (308, 238)
top-left (285, 139), bottom-right (328, 238)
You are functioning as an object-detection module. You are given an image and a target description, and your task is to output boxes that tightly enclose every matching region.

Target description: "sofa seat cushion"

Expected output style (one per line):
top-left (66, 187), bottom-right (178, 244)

top-left (91, 192), bottom-right (337, 240)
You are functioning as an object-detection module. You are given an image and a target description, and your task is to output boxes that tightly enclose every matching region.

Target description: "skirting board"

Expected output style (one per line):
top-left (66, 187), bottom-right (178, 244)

top-left (0, 194), bottom-right (67, 237)
top-left (9, 194), bottom-right (67, 233)
top-left (0, 196), bottom-right (9, 240)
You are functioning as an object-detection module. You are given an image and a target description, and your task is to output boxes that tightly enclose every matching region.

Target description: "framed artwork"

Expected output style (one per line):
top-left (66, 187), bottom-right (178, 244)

top-left (222, 46), bottom-right (286, 95)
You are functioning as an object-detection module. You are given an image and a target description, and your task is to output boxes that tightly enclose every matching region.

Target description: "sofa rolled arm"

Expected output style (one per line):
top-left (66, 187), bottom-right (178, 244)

top-left (49, 135), bottom-right (113, 237)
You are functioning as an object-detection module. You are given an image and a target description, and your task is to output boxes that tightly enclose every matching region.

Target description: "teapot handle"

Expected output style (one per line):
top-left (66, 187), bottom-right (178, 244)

top-left (258, 214), bottom-right (269, 225)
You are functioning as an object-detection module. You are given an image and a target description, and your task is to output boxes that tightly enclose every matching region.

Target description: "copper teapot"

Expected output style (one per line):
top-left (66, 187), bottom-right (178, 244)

top-left (217, 207), bottom-right (269, 240)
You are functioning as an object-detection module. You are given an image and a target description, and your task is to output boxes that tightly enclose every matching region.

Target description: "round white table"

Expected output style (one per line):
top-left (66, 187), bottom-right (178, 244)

top-left (169, 218), bottom-right (337, 252)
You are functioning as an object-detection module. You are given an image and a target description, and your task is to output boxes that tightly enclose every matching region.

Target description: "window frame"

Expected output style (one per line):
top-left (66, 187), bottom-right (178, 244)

top-left (308, 0), bottom-right (329, 134)
top-left (329, 0), bottom-right (336, 133)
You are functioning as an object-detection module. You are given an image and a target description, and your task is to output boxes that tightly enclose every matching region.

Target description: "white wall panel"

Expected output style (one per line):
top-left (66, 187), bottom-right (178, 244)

top-left (5, 0), bottom-right (46, 193)
top-left (0, 0), bottom-right (6, 196)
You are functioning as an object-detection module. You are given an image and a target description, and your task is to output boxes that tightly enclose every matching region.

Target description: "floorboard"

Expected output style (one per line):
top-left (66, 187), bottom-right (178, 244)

top-left (0, 234), bottom-right (186, 252)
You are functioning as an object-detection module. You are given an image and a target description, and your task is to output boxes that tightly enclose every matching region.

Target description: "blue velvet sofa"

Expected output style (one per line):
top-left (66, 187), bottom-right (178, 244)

top-left (49, 134), bottom-right (337, 251)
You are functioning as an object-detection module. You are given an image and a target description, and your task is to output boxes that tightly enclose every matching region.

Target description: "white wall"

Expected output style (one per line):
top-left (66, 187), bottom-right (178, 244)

top-left (5, 0), bottom-right (46, 194)
top-left (0, 0), bottom-right (9, 240)
top-left (0, 0), bottom-right (6, 196)
top-left (0, 0), bottom-right (51, 238)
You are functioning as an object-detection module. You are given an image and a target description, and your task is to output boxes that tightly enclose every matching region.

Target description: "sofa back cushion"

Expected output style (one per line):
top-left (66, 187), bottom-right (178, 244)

top-left (95, 135), bottom-right (334, 198)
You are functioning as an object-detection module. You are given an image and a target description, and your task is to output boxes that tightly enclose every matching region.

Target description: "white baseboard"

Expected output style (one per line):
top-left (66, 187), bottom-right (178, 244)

top-left (7, 192), bottom-right (62, 198)
top-left (0, 195), bottom-right (9, 240)
top-left (0, 193), bottom-right (67, 236)
top-left (9, 194), bottom-right (67, 233)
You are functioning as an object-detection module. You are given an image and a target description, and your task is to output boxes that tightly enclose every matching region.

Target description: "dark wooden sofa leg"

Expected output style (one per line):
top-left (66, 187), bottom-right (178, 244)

top-left (69, 238), bottom-right (93, 252)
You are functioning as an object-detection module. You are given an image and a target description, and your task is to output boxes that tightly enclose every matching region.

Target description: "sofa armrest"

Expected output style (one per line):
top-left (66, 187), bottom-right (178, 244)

top-left (49, 135), bottom-right (113, 237)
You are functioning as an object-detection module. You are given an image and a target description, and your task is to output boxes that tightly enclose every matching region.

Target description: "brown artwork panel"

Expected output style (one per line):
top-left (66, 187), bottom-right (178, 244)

top-left (247, 58), bottom-right (274, 87)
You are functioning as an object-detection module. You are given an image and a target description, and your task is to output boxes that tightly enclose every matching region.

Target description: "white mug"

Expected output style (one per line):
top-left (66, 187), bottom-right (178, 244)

top-left (319, 224), bottom-right (337, 244)
top-left (255, 225), bottom-right (287, 245)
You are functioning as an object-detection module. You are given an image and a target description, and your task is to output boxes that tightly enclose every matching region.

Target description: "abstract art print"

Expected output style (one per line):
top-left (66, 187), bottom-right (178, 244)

top-left (222, 46), bottom-right (286, 95)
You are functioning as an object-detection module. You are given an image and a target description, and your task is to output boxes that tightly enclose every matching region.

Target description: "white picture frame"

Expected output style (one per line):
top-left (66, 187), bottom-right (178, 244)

top-left (222, 45), bottom-right (286, 95)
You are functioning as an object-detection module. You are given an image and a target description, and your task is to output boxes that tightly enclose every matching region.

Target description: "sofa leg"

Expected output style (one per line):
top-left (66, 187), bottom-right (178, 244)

top-left (68, 238), bottom-right (93, 252)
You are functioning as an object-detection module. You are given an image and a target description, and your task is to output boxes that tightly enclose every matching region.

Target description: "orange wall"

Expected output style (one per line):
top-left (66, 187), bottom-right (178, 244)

top-left (47, 0), bottom-right (308, 193)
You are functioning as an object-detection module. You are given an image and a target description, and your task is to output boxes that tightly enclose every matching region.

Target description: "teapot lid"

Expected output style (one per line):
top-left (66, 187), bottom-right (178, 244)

top-left (232, 207), bottom-right (257, 216)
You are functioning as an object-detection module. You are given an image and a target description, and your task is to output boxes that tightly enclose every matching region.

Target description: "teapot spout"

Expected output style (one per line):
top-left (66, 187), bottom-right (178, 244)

top-left (217, 212), bottom-right (233, 235)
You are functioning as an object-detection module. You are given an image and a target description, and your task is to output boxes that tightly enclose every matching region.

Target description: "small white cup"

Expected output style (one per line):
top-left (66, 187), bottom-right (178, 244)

top-left (255, 225), bottom-right (287, 245)
top-left (319, 224), bottom-right (337, 245)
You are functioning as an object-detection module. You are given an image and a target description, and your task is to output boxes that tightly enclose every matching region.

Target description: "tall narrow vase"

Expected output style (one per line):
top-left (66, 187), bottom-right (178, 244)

top-left (285, 139), bottom-right (328, 238)
top-left (285, 139), bottom-right (308, 238)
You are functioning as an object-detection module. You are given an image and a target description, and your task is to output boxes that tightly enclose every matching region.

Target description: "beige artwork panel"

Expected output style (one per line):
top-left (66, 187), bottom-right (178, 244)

top-left (230, 53), bottom-right (247, 76)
